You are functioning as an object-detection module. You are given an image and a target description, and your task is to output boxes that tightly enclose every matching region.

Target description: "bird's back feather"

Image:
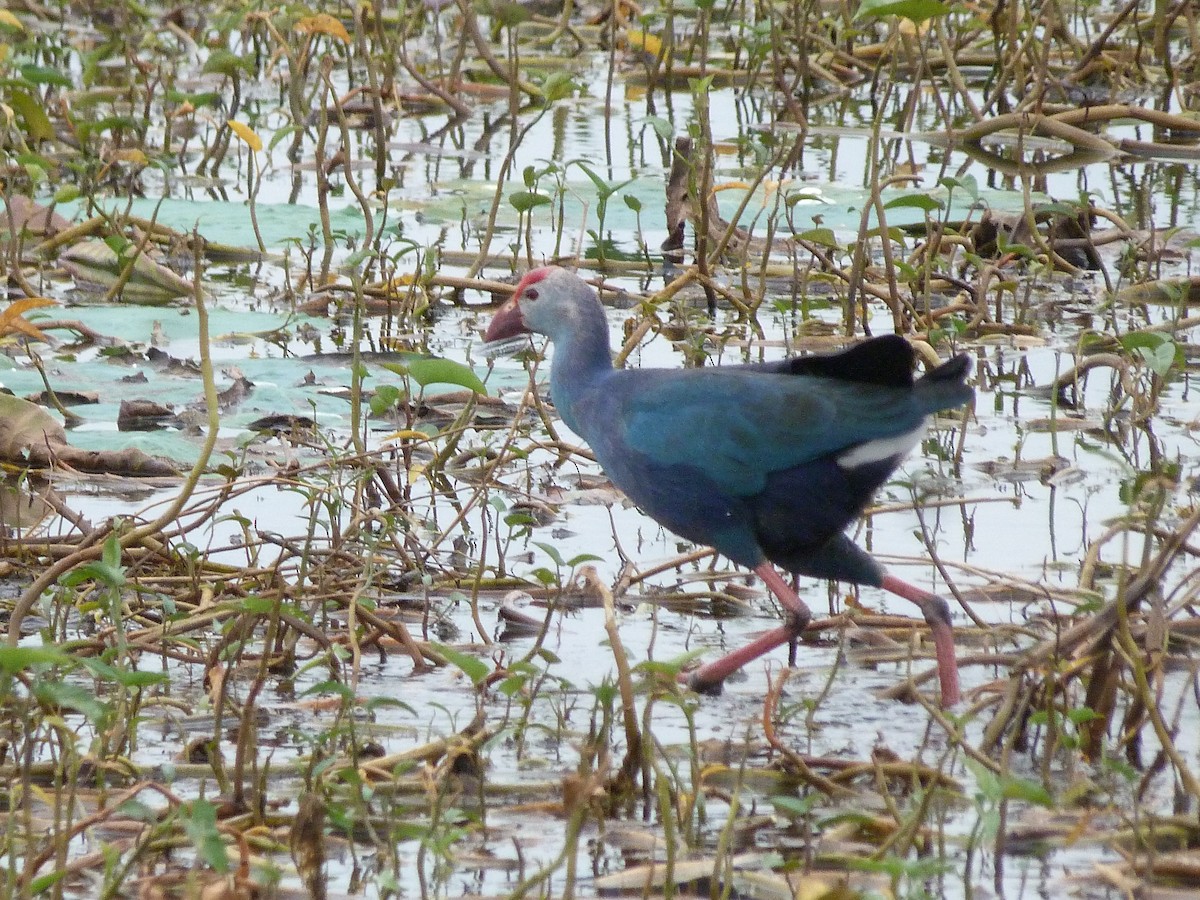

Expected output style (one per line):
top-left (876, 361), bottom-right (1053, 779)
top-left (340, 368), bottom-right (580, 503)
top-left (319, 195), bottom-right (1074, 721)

top-left (568, 336), bottom-right (972, 575)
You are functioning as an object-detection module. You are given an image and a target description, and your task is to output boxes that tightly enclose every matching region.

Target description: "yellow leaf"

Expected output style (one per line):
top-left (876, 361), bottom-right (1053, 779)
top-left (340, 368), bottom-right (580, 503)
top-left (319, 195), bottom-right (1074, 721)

top-left (296, 13), bottom-right (351, 44)
top-left (381, 430), bottom-right (432, 443)
top-left (111, 148), bottom-right (148, 166)
top-left (712, 180), bottom-right (752, 193)
top-left (626, 28), bottom-right (663, 59)
top-left (0, 297), bottom-right (56, 318)
top-left (899, 17), bottom-right (930, 36)
top-left (227, 120), bottom-right (262, 152)
top-left (0, 297), bottom-right (55, 342)
top-left (0, 11), bottom-right (25, 31)
top-left (1, 317), bottom-right (48, 342)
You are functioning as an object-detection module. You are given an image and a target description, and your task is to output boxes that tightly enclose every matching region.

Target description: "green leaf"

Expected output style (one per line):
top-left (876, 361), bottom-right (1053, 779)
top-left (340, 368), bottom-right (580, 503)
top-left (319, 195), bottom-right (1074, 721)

top-left (182, 800), bottom-right (230, 873)
top-left (635, 650), bottom-right (705, 677)
top-left (510, 191), bottom-right (552, 214)
top-left (963, 757), bottom-right (1002, 802)
top-left (19, 64), bottom-right (73, 87)
top-left (301, 679), bottom-right (354, 701)
top-left (268, 124), bottom-right (302, 153)
top-left (431, 642), bottom-right (490, 686)
top-left (29, 871), bottom-right (68, 894)
top-left (939, 173), bottom-right (979, 202)
top-left (998, 775), bottom-right (1054, 807)
top-left (1066, 706), bottom-right (1101, 725)
top-left (855, 0), bottom-right (951, 21)
top-left (9, 90), bottom-right (55, 143)
top-left (379, 357), bottom-right (487, 395)
top-left (1133, 344), bottom-right (1174, 377)
top-left (1038, 201), bottom-right (1083, 216)
top-left (62, 554), bottom-right (125, 591)
top-left (770, 795), bottom-right (816, 818)
top-left (572, 162), bottom-right (608, 196)
top-left (532, 541), bottom-right (566, 567)
top-left (0, 646), bottom-right (74, 675)
top-left (79, 657), bottom-right (168, 688)
top-left (644, 116), bottom-right (674, 141)
top-left (862, 225), bottom-right (909, 244)
top-left (496, 673), bottom-right (529, 696)
top-left (369, 383), bottom-right (403, 416)
top-left (165, 89), bottom-right (223, 108)
top-left (53, 184), bottom-right (80, 204)
top-left (102, 531), bottom-right (122, 570)
top-left (202, 49), bottom-right (252, 78)
top-left (364, 696), bottom-right (417, 715)
top-left (795, 227), bottom-right (839, 248)
top-left (115, 799), bottom-right (159, 822)
top-left (539, 71), bottom-right (578, 103)
top-left (1119, 332), bottom-right (1180, 377)
top-left (240, 596), bottom-right (275, 615)
top-left (884, 194), bottom-right (944, 213)
top-left (492, 0), bottom-right (531, 28)
top-left (35, 681), bottom-right (108, 723)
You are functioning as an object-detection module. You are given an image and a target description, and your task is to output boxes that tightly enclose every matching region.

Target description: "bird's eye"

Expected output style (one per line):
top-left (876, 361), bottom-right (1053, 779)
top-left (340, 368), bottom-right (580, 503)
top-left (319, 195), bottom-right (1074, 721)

top-left (525, 289), bottom-right (538, 300)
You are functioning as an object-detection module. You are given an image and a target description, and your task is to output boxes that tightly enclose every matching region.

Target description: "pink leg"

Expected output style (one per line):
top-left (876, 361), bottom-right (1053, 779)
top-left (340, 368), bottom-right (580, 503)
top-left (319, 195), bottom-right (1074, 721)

top-left (681, 566), bottom-right (961, 708)
top-left (881, 574), bottom-right (961, 707)
top-left (682, 563), bottom-right (812, 693)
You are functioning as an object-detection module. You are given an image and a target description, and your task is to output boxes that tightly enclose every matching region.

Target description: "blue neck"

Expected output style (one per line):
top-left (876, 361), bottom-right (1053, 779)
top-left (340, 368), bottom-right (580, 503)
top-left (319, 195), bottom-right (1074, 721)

top-left (546, 304), bottom-right (613, 438)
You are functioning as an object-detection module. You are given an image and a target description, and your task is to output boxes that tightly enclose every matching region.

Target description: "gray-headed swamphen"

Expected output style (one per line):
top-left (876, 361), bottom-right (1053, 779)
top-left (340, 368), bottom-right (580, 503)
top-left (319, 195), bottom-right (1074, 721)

top-left (485, 266), bottom-right (972, 706)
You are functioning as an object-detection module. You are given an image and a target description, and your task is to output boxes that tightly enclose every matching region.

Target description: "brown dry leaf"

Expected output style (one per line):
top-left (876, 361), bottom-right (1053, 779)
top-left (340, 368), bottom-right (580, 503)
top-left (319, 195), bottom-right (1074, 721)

top-left (0, 394), bottom-right (178, 476)
top-left (595, 856), bottom-right (852, 899)
top-left (0, 393), bottom-right (67, 459)
top-left (290, 793), bottom-right (327, 900)
top-left (1132, 849), bottom-right (1200, 882)
top-left (2, 195), bottom-right (70, 238)
top-left (0, 480), bottom-right (53, 531)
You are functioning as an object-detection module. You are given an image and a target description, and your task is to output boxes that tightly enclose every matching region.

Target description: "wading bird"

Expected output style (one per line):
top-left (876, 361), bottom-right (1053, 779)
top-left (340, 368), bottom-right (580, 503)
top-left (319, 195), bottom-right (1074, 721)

top-left (486, 267), bottom-right (971, 706)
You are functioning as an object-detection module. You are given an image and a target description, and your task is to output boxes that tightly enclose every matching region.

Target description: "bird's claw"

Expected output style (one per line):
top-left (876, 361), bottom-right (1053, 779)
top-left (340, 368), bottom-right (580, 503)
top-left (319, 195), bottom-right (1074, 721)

top-left (783, 608), bottom-right (811, 636)
top-left (680, 670), bottom-right (725, 696)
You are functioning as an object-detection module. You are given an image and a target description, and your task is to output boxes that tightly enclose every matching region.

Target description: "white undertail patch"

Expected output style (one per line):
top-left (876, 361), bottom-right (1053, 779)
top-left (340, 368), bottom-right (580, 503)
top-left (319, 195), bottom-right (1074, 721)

top-left (836, 421), bottom-right (928, 469)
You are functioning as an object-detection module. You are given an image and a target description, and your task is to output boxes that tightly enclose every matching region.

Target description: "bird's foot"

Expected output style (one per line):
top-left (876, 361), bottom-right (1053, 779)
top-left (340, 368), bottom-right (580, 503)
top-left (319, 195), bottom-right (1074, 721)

top-left (677, 621), bottom-right (806, 695)
top-left (680, 669), bottom-right (725, 696)
top-left (781, 607), bottom-right (810, 635)
top-left (880, 573), bottom-right (961, 708)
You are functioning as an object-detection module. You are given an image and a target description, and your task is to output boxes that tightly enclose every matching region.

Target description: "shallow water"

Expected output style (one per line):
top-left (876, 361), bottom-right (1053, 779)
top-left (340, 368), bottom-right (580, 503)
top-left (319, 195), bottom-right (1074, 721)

top-left (4, 6), bottom-right (1199, 897)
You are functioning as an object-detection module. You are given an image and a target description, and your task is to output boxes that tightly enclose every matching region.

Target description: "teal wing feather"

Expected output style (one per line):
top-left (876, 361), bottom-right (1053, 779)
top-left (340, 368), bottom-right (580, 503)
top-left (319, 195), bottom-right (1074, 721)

top-left (616, 369), bottom-right (937, 497)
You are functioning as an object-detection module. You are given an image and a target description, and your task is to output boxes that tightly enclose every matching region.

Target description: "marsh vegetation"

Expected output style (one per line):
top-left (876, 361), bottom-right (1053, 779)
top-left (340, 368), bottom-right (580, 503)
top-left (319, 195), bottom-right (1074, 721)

top-left (0, 0), bottom-right (1199, 897)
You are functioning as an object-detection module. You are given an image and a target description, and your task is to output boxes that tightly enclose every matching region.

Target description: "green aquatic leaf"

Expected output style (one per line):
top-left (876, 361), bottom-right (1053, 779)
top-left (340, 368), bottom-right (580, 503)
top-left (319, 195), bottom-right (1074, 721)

top-left (19, 64), bottom-right (72, 88)
top-left (432, 642), bottom-right (490, 686)
top-left (884, 193), bottom-right (944, 213)
top-left (0, 646), bottom-right (75, 675)
top-left (855, 0), bottom-right (951, 21)
top-left (379, 357), bottom-right (487, 395)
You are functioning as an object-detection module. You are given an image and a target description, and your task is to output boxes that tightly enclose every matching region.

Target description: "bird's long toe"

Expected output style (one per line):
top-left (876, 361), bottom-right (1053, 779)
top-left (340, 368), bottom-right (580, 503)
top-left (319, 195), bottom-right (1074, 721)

top-left (880, 574), bottom-right (961, 707)
top-left (680, 669), bottom-right (726, 695)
